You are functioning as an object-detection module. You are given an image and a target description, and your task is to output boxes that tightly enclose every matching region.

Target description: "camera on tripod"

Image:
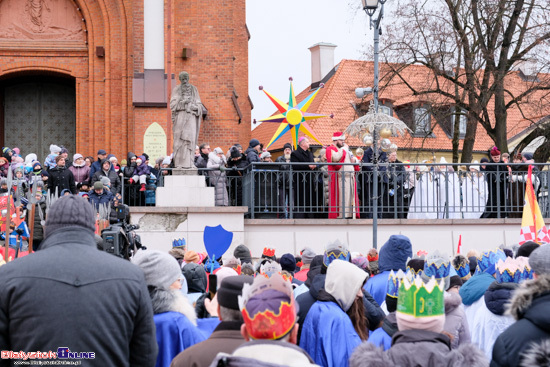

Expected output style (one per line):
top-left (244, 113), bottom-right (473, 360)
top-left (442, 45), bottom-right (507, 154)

top-left (100, 223), bottom-right (144, 259)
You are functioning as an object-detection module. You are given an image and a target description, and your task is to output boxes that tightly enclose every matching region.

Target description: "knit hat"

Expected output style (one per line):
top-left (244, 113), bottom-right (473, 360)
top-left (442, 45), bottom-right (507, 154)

top-left (396, 275), bottom-right (445, 333)
top-left (50, 144), bottom-right (61, 154)
top-left (301, 248), bottom-right (316, 265)
top-left (73, 153), bottom-right (83, 161)
top-left (217, 275), bottom-right (254, 310)
top-left (260, 151), bottom-right (271, 159)
top-left (279, 253), bottom-right (296, 273)
top-left (213, 147), bottom-right (224, 155)
top-left (93, 181), bottom-right (103, 190)
top-left (100, 177), bottom-right (111, 187)
top-left (406, 258), bottom-right (425, 276)
top-left (528, 244), bottom-right (550, 275)
top-left (422, 251), bottom-right (451, 291)
top-left (60, 146), bottom-right (69, 155)
top-left (448, 275), bottom-right (463, 289)
top-left (215, 267), bottom-right (239, 286)
top-left (44, 196), bottom-right (95, 238)
top-left (249, 139), bottom-right (260, 148)
top-left (239, 273), bottom-right (297, 340)
top-left (109, 155), bottom-right (117, 162)
top-left (223, 256), bottom-right (241, 268)
top-left (132, 249), bottom-right (182, 290)
top-left (184, 250), bottom-right (200, 264)
top-left (517, 241), bottom-right (540, 258)
top-left (490, 146), bottom-right (501, 156)
top-left (325, 259), bottom-right (368, 312)
top-left (32, 161), bottom-right (42, 169)
top-left (283, 143), bottom-right (292, 151)
top-left (234, 244), bottom-right (252, 264)
top-left (230, 146), bottom-right (241, 159)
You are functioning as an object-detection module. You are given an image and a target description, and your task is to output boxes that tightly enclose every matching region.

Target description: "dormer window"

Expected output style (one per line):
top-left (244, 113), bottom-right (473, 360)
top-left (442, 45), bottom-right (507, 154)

top-left (414, 107), bottom-right (431, 136)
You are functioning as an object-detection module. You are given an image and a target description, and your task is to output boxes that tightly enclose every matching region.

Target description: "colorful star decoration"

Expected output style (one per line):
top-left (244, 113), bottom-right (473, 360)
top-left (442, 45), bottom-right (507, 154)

top-left (259, 78), bottom-right (331, 149)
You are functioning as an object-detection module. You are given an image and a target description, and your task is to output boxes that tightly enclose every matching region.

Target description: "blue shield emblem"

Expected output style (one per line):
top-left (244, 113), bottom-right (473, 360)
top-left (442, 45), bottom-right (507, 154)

top-left (203, 225), bottom-right (233, 263)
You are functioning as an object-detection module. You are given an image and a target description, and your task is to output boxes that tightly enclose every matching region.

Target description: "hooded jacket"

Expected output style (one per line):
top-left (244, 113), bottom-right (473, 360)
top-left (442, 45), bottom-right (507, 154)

top-left (124, 152), bottom-right (137, 178)
top-left (364, 235), bottom-right (412, 306)
top-left (300, 260), bottom-right (369, 367)
top-left (491, 274), bottom-right (550, 367)
top-left (92, 159), bottom-right (121, 194)
top-left (444, 291), bottom-right (471, 349)
top-left (68, 163), bottom-right (90, 184)
top-left (207, 152), bottom-right (228, 206)
top-left (208, 340), bottom-right (319, 367)
top-left (135, 156), bottom-right (151, 176)
top-left (350, 330), bottom-right (488, 367)
top-left (245, 146), bottom-right (260, 165)
top-left (183, 263), bottom-right (208, 293)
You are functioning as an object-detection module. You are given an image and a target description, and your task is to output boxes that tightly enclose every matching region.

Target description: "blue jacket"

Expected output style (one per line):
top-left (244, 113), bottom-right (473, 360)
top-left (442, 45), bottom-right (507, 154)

top-left (364, 270), bottom-right (391, 307)
top-left (88, 189), bottom-right (114, 210)
top-left (368, 328), bottom-right (392, 351)
top-left (459, 272), bottom-right (495, 306)
top-left (300, 301), bottom-right (362, 367)
top-left (154, 311), bottom-right (206, 367)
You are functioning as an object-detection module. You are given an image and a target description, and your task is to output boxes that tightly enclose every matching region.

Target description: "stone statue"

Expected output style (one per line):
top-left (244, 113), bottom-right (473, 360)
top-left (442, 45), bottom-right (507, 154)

top-left (170, 71), bottom-right (203, 171)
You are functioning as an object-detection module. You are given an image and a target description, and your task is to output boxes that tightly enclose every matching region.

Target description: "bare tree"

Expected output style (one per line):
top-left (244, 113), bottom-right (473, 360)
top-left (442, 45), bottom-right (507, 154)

top-left (375, 0), bottom-right (550, 162)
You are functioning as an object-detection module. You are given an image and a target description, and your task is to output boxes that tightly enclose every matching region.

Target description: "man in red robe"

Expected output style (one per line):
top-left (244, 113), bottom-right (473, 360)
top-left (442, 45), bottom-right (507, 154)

top-left (326, 132), bottom-right (360, 219)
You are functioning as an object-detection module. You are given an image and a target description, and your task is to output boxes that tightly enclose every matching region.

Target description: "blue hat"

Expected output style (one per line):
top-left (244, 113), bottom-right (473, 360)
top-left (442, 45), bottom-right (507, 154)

top-left (172, 238), bottom-right (186, 248)
top-left (97, 149), bottom-right (107, 155)
top-left (475, 248), bottom-right (506, 276)
top-left (323, 240), bottom-right (350, 267)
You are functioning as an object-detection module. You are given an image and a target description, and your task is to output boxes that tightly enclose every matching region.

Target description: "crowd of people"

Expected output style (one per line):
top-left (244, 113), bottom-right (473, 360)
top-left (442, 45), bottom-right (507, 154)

top-left (1, 195), bottom-right (549, 366)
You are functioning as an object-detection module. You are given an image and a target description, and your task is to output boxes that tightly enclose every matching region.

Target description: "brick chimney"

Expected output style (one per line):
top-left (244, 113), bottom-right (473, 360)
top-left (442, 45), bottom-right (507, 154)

top-left (309, 42), bottom-right (337, 84)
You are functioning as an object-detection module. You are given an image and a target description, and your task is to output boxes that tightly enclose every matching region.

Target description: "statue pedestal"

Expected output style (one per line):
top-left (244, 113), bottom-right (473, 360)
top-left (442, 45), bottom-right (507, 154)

top-left (156, 175), bottom-right (215, 207)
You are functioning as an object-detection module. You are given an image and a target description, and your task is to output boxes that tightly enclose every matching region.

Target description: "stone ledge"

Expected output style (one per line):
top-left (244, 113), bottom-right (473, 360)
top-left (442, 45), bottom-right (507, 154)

top-left (244, 218), bottom-right (528, 225)
top-left (130, 206), bottom-right (249, 214)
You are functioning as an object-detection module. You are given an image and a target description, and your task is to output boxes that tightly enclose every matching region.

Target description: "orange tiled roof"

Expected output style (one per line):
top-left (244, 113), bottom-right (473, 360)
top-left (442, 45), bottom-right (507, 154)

top-left (252, 59), bottom-right (549, 153)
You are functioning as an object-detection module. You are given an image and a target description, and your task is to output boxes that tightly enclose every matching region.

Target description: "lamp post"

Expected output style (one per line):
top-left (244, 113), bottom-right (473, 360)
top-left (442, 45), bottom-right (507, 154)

top-left (362, 0), bottom-right (386, 249)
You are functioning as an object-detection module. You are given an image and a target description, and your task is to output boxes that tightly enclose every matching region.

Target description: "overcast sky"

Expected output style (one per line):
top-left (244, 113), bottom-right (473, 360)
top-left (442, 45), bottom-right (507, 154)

top-left (247, 0), bottom-right (379, 130)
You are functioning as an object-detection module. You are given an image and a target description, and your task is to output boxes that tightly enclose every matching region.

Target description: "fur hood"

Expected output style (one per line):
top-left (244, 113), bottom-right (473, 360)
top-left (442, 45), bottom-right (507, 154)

top-left (349, 339), bottom-right (488, 367)
top-left (149, 286), bottom-right (197, 325)
top-left (507, 274), bottom-right (550, 320)
top-left (520, 339), bottom-right (550, 367)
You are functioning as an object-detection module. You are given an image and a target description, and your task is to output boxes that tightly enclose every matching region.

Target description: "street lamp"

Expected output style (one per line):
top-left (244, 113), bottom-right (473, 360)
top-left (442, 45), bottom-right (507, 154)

top-left (361, 0), bottom-right (379, 15)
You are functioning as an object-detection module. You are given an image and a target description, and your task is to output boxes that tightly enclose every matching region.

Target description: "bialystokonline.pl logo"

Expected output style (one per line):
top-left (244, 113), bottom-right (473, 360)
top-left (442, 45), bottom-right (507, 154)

top-left (2, 348), bottom-right (95, 361)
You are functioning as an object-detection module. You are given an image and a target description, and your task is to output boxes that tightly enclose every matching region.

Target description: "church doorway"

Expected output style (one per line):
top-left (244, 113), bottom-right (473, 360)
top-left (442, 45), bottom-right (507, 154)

top-left (0, 74), bottom-right (76, 162)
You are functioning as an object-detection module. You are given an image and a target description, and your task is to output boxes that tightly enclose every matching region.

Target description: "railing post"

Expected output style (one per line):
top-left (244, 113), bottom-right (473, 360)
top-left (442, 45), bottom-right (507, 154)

top-left (250, 165), bottom-right (255, 219)
top-left (289, 164), bottom-right (294, 219)
top-left (342, 166), bottom-right (346, 219)
top-left (445, 168), bottom-right (450, 219)
top-left (496, 166), bottom-right (501, 218)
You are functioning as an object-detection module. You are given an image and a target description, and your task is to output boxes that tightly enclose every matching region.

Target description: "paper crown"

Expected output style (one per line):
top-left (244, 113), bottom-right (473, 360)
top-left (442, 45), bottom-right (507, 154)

top-left (239, 273), bottom-right (297, 340)
top-left (475, 248), bottom-right (506, 275)
top-left (397, 275), bottom-right (445, 318)
top-left (495, 257), bottom-right (534, 284)
top-left (386, 269), bottom-right (406, 298)
top-left (323, 240), bottom-right (350, 267)
top-left (172, 238), bottom-right (186, 248)
top-left (262, 247), bottom-right (276, 258)
top-left (452, 255), bottom-right (470, 280)
top-left (260, 260), bottom-right (282, 278)
top-left (423, 251), bottom-right (451, 280)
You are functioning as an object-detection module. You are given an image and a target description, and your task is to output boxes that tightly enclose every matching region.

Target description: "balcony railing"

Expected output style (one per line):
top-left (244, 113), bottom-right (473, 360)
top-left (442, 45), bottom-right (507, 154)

top-left (120, 162), bottom-right (550, 220)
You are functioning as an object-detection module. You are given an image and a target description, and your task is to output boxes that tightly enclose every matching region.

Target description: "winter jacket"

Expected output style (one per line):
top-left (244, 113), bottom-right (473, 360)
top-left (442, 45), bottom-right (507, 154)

top-left (460, 272), bottom-right (496, 306)
top-left (88, 189), bottom-right (114, 210)
top-left (89, 158), bottom-right (102, 178)
top-left (364, 270), bottom-right (391, 307)
top-left (367, 312), bottom-right (398, 351)
top-left (300, 300), bottom-right (362, 367)
top-left (151, 285), bottom-right (206, 367)
top-left (123, 152), bottom-right (138, 178)
top-left (444, 291), bottom-right (471, 349)
top-left (91, 159), bottom-right (121, 195)
top-left (183, 263), bottom-right (208, 293)
top-left (209, 340), bottom-right (319, 367)
top-left (136, 156), bottom-right (152, 176)
top-left (44, 153), bottom-right (58, 170)
top-left (0, 227), bottom-right (158, 367)
top-left (69, 164), bottom-right (90, 184)
top-left (207, 153), bottom-right (229, 206)
top-left (245, 147), bottom-right (260, 165)
top-left (47, 165), bottom-right (77, 195)
top-left (171, 321), bottom-right (246, 367)
top-left (491, 275), bottom-right (550, 367)
top-left (350, 329), bottom-right (488, 367)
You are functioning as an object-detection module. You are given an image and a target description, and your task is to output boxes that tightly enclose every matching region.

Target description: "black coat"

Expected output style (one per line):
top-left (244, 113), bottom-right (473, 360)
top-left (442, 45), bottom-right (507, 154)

top-left (290, 146), bottom-right (318, 216)
top-left (491, 275), bottom-right (550, 367)
top-left (0, 228), bottom-right (158, 367)
top-left (47, 165), bottom-right (77, 195)
top-left (482, 161), bottom-right (507, 218)
top-left (92, 160), bottom-right (121, 195)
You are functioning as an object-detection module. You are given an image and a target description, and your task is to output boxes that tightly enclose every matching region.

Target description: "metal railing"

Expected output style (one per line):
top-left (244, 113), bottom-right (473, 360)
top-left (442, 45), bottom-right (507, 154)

top-left (120, 162), bottom-right (550, 219)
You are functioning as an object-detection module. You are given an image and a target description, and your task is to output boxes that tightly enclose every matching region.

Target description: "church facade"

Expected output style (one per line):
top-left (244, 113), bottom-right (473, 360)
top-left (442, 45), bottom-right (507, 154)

top-left (0, 0), bottom-right (251, 161)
